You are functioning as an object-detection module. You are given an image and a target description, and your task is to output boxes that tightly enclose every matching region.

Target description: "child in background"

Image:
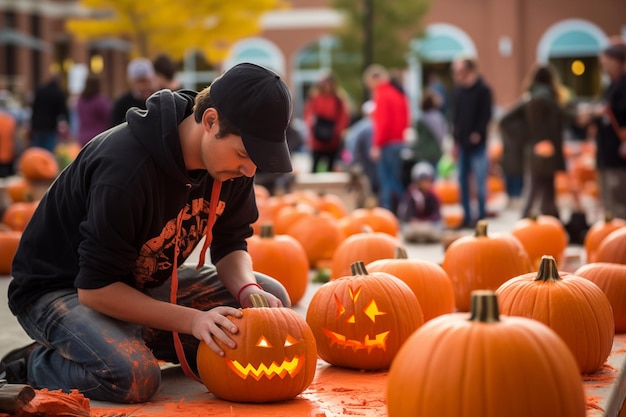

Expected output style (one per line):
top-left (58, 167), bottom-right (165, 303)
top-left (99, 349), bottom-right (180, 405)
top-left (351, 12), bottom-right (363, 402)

top-left (397, 162), bottom-right (443, 243)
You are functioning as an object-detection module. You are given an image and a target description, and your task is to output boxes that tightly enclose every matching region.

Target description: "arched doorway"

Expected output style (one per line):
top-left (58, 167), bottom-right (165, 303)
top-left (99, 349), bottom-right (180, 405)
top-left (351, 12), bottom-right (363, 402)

top-left (537, 19), bottom-right (609, 100)
top-left (409, 23), bottom-right (477, 117)
top-left (223, 37), bottom-right (285, 75)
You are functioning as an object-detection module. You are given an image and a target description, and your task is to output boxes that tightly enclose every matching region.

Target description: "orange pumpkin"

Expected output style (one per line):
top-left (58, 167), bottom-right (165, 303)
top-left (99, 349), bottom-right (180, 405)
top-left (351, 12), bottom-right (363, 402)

top-left (432, 179), bottom-right (460, 205)
top-left (18, 147), bottom-right (59, 181)
top-left (339, 198), bottom-right (398, 238)
top-left (1, 201), bottom-right (39, 232)
top-left (273, 202), bottom-right (315, 235)
top-left (387, 291), bottom-right (586, 417)
top-left (442, 220), bottom-right (531, 312)
top-left (314, 193), bottom-right (348, 219)
top-left (511, 214), bottom-right (568, 269)
top-left (254, 184), bottom-right (270, 201)
top-left (594, 225), bottom-right (626, 265)
top-left (330, 228), bottom-right (398, 280)
top-left (575, 262), bottom-right (626, 332)
top-left (496, 256), bottom-right (614, 373)
top-left (306, 261), bottom-right (423, 370)
top-left (366, 247), bottom-right (455, 321)
top-left (584, 212), bottom-right (626, 263)
top-left (197, 294), bottom-right (317, 403)
top-left (247, 224), bottom-right (309, 306)
top-left (286, 211), bottom-right (344, 268)
top-left (0, 229), bottom-right (22, 274)
top-left (5, 177), bottom-right (34, 203)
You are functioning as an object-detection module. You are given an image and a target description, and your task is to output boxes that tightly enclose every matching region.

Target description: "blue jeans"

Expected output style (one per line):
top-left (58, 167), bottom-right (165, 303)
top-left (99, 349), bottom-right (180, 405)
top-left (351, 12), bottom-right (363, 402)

top-left (377, 142), bottom-right (406, 210)
top-left (30, 130), bottom-right (59, 153)
top-left (15, 264), bottom-right (289, 403)
top-left (457, 146), bottom-right (488, 224)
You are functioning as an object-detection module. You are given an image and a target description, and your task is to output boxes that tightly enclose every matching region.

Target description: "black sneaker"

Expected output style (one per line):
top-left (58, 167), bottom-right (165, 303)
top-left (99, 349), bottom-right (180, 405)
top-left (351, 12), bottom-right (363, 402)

top-left (0, 342), bottom-right (39, 384)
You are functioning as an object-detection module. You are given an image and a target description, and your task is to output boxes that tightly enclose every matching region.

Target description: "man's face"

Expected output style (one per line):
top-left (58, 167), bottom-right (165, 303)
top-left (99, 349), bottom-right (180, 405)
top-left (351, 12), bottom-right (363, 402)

top-left (132, 76), bottom-right (157, 101)
top-left (600, 54), bottom-right (624, 77)
top-left (452, 61), bottom-right (468, 86)
top-left (202, 123), bottom-right (257, 182)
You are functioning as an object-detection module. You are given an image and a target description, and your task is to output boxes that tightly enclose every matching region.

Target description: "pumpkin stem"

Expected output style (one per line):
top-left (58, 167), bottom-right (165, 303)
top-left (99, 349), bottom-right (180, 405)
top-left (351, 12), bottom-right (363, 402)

top-left (249, 293), bottom-right (270, 308)
top-left (528, 212), bottom-right (539, 222)
top-left (534, 255), bottom-right (561, 282)
top-left (475, 220), bottom-right (489, 237)
top-left (259, 223), bottom-right (274, 238)
top-left (364, 196), bottom-right (379, 210)
top-left (468, 290), bottom-right (500, 323)
top-left (395, 246), bottom-right (408, 259)
top-left (350, 261), bottom-right (369, 276)
top-left (604, 211), bottom-right (613, 223)
top-left (361, 225), bottom-right (374, 234)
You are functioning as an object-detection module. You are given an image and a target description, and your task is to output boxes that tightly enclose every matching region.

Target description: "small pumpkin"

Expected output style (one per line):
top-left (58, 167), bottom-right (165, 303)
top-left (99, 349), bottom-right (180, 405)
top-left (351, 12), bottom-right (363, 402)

top-left (5, 177), bottom-right (34, 203)
top-left (432, 179), bottom-right (460, 205)
top-left (575, 262), bottom-right (626, 332)
top-left (496, 255), bottom-right (614, 373)
top-left (510, 214), bottom-right (568, 269)
top-left (0, 229), bottom-right (22, 274)
top-left (330, 227), bottom-right (398, 280)
top-left (594, 227), bottom-right (626, 265)
top-left (1, 201), bottom-right (39, 232)
top-left (306, 261), bottom-right (423, 370)
top-left (315, 192), bottom-right (348, 219)
top-left (387, 291), bottom-right (586, 417)
top-left (442, 220), bottom-right (531, 311)
top-left (366, 247), bottom-right (455, 321)
top-left (273, 202), bottom-right (315, 235)
top-left (286, 210), bottom-right (344, 268)
top-left (247, 224), bottom-right (309, 305)
top-left (338, 198), bottom-right (398, 238)
top-left (197, 294), bottom-right (317, 403)
top-left (18, 147), bottom-right (59, 181)
top-left (584, 212), bottom-right (626, 263)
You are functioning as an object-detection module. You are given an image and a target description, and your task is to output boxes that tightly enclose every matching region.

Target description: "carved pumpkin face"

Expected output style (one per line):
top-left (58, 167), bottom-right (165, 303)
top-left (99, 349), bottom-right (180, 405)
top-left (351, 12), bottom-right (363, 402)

top-left (197, 305), bottom-right (317, 403)
top-left (306, 261), bottom-right (423, 371)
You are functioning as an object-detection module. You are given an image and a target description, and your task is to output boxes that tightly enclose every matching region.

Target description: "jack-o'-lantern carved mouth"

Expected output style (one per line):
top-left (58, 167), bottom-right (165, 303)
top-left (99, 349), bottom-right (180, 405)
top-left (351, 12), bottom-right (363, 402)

top-left (322, 329), bottom-right (390, 352)
top-left (226, 354), bottom-right (304, 380)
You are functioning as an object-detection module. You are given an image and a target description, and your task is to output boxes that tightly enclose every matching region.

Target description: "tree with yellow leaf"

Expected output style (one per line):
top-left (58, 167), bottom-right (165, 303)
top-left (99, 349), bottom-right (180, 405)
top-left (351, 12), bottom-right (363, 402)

top-left (67, 0), bottom-right (285, 61)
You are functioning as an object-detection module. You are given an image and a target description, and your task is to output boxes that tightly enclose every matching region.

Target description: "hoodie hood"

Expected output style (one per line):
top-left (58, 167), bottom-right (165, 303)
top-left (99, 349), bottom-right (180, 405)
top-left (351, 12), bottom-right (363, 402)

top-left (126, 89), bottom-right (198, 186)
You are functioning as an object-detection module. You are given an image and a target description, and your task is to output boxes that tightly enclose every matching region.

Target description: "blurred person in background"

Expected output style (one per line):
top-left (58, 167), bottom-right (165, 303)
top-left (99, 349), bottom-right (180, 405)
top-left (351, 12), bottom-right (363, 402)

top-left (0, 91), bottom-right (17, 177)
top-left (363, 64), bottom-right (411, 211)
top-left (110, 58), bottom-right (157, 126)
top-left (29, 73), bottom-right (69, 152)
top-left (76, 73), bottom-right (112, 147)
top-left (499, 64), bottom-right (566, 219)
top-left (153, 53), bottom-right (182, 91)
top-left (303, 73), bottom-right (350, 173)
top-left (344, 100), bottom-right (378, 197)
top-left (591, 41), bottom-right (626, 219)
top-left (450, 57), bottom-right (493, 228)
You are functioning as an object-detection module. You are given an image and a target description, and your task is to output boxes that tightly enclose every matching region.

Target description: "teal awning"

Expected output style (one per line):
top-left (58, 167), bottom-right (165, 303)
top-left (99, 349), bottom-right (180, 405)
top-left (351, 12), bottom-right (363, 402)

top-left (413, 35), bottom-right (464, 62)
top-left (549, 30), bottom-right (602, 57)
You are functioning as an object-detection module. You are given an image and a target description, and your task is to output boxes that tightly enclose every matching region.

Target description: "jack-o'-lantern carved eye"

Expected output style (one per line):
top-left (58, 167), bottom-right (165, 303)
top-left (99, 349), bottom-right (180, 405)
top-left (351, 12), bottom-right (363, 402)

top-left (256, 336), bottom-right (272, 348)
top-left (364, 299), bottom-right (386, 323)
top-left (256, 334), bottom-right (299, 348)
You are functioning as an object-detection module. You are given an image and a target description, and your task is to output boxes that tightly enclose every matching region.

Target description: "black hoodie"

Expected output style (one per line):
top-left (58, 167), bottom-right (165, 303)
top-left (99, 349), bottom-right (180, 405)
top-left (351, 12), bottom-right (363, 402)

top-left (9, 90), bottom-right (258, 315)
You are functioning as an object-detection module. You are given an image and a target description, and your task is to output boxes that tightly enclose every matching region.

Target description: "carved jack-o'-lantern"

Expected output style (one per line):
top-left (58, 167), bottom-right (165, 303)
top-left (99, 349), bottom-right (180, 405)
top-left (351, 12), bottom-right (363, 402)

top-left (306, 261), bottom-right (423, 370)
top-left (197, 295), bottom-right (317, 403)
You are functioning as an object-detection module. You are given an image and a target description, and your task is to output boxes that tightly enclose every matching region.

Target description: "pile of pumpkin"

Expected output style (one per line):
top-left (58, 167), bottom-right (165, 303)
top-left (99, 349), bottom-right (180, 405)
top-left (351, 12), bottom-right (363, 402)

top-left (0, 147), bottom-right (60, 275)
top-left (195, 187), bottom-right (626, 416)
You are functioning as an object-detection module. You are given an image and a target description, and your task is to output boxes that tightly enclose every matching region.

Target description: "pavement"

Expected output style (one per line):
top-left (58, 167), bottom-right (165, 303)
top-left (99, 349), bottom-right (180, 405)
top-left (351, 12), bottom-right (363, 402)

top-left (0, 151), bottom-right (594, 414)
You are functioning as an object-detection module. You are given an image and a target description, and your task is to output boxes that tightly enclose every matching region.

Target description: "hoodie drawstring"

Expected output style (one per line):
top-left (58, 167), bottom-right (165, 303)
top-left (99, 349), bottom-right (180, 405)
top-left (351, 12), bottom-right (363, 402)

top-left (170, 179), bottom-right (223, 383)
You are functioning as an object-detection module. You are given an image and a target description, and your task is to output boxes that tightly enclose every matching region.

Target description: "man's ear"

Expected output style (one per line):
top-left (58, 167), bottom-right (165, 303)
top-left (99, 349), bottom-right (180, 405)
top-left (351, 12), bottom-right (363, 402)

top-left (201, 108), bottom-right (218, 131)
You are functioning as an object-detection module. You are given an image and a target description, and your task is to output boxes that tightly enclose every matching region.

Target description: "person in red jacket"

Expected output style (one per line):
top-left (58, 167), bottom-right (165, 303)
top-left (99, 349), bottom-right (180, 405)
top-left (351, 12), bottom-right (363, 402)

top-left (363, 64), bottom-right (411, 210)
top-left (304, 73), bottom-right (350, 173)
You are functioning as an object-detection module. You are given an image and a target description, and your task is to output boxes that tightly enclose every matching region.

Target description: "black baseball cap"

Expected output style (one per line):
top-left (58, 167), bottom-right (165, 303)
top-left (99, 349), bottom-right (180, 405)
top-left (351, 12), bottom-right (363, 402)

top-left (210, 63), bottom-right (293, 174)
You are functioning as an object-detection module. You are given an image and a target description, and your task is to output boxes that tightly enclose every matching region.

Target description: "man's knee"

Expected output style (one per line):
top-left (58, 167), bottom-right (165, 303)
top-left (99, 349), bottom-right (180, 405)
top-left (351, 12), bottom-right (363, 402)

top-left (100, 354), bottom-right (162, 403)
top-left (254, 272), bottom-right (292, 308)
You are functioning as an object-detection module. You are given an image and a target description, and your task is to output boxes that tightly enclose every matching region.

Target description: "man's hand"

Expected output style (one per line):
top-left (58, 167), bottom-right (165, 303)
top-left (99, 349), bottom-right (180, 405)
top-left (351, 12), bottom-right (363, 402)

top-left (191, 306), bottom-right (243, 356)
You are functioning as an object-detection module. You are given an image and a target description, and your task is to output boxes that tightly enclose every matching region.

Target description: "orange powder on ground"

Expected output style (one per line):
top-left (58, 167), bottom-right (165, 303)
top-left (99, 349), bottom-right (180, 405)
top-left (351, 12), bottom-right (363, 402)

top-left (0, 389), bottom-right (91, 416)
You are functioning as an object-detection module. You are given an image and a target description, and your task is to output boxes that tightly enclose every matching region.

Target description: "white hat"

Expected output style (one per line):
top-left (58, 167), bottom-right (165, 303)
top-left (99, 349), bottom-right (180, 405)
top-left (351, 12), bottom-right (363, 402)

top-left (127, 58), bottom-right (155, 80)
top-left (411, 162), bottom-right (435, 182)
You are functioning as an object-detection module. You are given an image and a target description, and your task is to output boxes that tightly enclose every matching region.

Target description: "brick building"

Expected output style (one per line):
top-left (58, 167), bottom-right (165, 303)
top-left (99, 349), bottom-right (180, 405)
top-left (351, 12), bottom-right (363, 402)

top-left (1, 0), bottom-right (625, 117)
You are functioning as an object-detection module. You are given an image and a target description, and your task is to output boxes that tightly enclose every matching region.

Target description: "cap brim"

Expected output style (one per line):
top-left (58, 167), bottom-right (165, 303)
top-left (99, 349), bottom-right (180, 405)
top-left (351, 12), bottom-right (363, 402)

top-left (242, 132), bottom-right (293, 174)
